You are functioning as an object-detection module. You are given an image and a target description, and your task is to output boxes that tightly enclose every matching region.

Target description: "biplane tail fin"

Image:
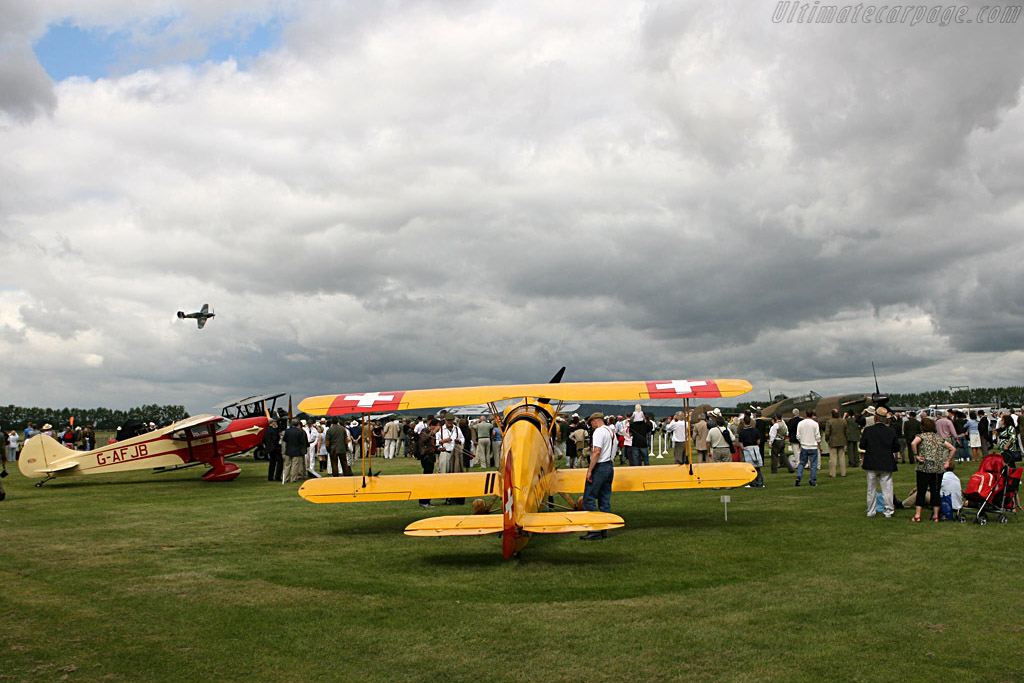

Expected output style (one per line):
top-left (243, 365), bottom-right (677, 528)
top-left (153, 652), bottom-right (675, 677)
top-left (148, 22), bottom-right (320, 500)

top-left (18, 435), bottom-right (78, 478)
top-left (404, 515), bottom-right (504, 536)
top-left (519, 511), bottom-right (624, 534)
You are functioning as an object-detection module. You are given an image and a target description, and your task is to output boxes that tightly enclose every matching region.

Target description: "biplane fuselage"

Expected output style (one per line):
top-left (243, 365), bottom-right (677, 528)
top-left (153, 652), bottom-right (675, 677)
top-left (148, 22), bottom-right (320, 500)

top-left (298, 378), bottom-right (758, 558)
top-left (19, 415), bottom-right (268, 484)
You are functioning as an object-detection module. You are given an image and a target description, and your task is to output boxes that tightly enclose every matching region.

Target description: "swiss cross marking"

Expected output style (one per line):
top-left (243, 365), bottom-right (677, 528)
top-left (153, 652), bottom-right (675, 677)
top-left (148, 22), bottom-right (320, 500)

top-left (655, 380), bottom-right (706, 395)
top-left (344, 392), bottom-right (395, 407)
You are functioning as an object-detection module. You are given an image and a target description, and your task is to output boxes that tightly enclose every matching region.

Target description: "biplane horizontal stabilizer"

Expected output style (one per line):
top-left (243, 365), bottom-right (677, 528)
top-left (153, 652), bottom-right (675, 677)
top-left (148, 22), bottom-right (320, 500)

top-left (519, 511), bottom-right (624, 534)
top-left (404, 515), bottom-right (504, 536)
top-left (299, 471), bottom-right (502, 504)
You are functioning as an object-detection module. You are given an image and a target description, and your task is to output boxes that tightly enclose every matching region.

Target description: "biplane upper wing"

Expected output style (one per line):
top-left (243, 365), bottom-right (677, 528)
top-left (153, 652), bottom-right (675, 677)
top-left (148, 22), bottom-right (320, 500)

top-left (298, 471), bottom-right (502, 504)
top-left (551, 462), bottom-right (757, 494)
top-left (299, 379), bottom-right (752, 416)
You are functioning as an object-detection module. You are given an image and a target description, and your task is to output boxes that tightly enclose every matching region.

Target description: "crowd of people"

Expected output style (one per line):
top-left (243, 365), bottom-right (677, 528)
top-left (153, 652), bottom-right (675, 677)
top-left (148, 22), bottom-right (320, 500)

top-left (7, 402), bottom-right (1020, 526)
top-left (259, 403), bottom-right (1023, 529)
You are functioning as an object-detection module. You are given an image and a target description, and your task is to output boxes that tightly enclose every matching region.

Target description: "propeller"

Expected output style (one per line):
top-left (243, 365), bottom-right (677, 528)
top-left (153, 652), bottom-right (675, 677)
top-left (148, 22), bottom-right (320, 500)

top-left (870, 361), bottom-right (889, 408)
top-left (538, 367), bottom-right (566, 405)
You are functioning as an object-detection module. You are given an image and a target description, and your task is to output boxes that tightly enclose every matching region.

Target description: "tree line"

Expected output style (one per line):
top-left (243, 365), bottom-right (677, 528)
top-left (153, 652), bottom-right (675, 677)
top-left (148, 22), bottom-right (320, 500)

top-left (737, 385), bottom-right (1024, 412)
top-left (0, 404), bottom-right (191, 432)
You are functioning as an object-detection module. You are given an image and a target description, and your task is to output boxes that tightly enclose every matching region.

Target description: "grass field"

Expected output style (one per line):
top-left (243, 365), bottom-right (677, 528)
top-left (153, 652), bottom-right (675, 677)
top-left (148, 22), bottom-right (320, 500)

top-left (2, 453), bottom-right (1022, 682)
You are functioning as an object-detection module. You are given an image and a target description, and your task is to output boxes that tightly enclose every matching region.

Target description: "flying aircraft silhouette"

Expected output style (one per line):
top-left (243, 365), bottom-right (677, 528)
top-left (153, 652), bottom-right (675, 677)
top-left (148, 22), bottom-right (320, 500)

top-left (177, 304), bottom-right (215, 329)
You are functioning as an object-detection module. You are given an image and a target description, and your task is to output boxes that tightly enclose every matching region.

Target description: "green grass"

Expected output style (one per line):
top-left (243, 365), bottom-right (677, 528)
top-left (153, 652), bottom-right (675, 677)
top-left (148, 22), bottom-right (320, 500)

top-left (2, 455), bottom-right (1023, 682)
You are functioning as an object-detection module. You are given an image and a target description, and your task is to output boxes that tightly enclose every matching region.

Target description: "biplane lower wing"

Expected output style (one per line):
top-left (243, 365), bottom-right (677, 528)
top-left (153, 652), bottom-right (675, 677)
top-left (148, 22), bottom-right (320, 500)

top-left (551, 463), bottom-right (757, 494)
top-left (403, 511), bottom-right (624, 537)
top-left (298, 471), bottom-right (503, 504)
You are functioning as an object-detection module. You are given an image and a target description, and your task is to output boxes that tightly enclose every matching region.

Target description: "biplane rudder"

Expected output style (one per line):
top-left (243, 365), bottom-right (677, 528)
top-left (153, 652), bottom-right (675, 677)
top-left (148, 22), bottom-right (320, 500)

top-left (17, 434), bottom-right (67, 478)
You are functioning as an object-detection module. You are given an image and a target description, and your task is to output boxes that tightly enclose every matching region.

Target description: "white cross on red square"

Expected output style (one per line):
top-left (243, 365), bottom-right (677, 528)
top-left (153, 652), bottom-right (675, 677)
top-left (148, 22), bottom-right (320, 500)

top-left (646, 380), bottom-right (718, 399)
top-left (344, 392), bottom-right (395, 407)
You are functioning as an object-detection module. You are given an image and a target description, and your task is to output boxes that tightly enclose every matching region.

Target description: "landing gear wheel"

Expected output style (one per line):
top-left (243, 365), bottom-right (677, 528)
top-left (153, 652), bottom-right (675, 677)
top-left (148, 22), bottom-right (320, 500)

top-left (34, 481), bottom-right (43, 488)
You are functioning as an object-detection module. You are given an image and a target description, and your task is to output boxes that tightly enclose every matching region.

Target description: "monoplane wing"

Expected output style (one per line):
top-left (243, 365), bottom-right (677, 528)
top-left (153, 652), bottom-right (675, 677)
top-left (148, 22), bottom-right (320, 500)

top-left (299, 471), bottom-right (502, 504)
top-left (299, 379), bottom-right (752, 416)
top-left (551, 462), bottom-right (756, 494)
top-left (197, 317), bottom-right (208, 329)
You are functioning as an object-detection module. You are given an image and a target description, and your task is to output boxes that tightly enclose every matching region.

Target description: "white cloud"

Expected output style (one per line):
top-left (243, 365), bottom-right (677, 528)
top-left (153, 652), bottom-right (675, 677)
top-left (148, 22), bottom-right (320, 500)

top-left (1, 0), bottom-right (1023, 413)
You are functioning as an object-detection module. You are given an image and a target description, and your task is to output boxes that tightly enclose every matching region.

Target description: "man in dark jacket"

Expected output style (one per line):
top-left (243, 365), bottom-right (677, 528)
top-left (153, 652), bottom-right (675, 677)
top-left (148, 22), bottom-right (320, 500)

top-left (786, 409), bottom-right (802, 470)
top-left (263, 420), bottom-right (282, 482)
top-left (845, 411), bottom-right (862, 468)
top-left (325, 418), bottom-right (352, 476)
top-left (282, 419), bottom-right (308, 483)
top-left (860, 406), bottom-right (900, 518)
top-left (902, 412), bottom-right (922, 465)
top-left (416, 419), bottom-right (441, 508)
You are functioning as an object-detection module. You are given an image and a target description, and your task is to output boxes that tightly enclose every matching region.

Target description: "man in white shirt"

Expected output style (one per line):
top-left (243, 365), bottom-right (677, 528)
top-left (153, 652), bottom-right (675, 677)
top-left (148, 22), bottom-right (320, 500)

top-left (580, 412), bottom-right (616, 541)
top-left (664, 411), bottom-right (690, 465)
top-left (941, 463), bottom-right (963, 513)
top-left (795, 409), bottom-right (821, 487)
top-left (435, 416), bottom-right (465, 475)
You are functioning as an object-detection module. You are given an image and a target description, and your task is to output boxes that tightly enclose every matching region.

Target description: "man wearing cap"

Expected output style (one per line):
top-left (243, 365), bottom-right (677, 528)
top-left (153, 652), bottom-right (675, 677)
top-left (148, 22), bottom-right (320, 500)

top-left (580, 412), bottom-right (616, 540)
top-left (860, 406), bottom-right (900, 518)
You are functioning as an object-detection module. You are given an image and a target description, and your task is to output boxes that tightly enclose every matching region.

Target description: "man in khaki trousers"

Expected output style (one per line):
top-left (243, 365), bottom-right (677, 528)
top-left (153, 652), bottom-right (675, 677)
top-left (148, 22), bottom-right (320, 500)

top-left (824, 409), bottom-right (848, 477)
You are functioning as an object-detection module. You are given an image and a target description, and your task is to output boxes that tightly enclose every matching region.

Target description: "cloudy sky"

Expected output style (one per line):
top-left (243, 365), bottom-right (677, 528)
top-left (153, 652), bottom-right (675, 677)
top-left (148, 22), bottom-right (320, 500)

top-left (2, 0), bottom-right (1023, 414)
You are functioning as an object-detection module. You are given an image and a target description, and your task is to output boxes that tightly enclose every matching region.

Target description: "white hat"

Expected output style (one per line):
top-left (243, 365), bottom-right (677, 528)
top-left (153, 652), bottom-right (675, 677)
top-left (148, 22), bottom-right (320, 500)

top-left (300, 419), bottom-right (307, 426)
top-left (711, 408), bottom-right (723, 417)
top-left (350, 420), bottom-right (359, 427)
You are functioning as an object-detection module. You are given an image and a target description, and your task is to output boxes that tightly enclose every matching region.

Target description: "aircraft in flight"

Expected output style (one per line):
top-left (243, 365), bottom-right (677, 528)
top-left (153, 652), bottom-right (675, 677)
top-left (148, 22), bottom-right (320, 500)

top-left (177, 304), bottom-right (215, 329)
top-left (297, 376), bottom-right (755, 558)
top-left (19, 414), bottom-right (268, 485)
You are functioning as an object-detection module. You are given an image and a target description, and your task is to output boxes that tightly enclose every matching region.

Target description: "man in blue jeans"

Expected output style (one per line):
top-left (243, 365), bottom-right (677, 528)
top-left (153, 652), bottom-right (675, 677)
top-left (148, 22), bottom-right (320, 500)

top-left (795, 408), bottom-right (821, 487)
top-left (581, 412), bottom-right (616, 540)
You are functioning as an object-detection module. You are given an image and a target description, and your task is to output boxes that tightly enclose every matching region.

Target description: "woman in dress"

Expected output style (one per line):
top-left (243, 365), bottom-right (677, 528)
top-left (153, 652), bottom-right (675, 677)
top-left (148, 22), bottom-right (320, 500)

top-left (909, 417), bottom-right (956, 522)
top-left (995, 413), bottom-right (1019, 453)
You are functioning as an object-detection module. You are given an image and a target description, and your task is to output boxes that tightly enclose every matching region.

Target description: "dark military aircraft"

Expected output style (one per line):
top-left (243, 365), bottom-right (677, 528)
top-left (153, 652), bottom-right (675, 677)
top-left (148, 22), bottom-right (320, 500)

top-left (760, 365), bottom-right (890, 420)
top-left (177, 304), bottom-right (215, 329)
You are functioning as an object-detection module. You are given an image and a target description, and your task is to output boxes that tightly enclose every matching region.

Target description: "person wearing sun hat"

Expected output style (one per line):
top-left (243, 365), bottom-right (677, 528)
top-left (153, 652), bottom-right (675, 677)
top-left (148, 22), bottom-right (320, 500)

top-left (860, 405), bottom-right (901, 518)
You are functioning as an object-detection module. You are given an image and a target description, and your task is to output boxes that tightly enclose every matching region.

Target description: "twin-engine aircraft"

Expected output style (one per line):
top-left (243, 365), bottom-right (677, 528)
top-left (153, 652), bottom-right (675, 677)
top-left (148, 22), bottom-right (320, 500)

top-left (19, 415), bottom-right (268, 485)
top-left (298, 378), bottom-right (755, 558)
top-left (177, 304), bottom-right (215, 329)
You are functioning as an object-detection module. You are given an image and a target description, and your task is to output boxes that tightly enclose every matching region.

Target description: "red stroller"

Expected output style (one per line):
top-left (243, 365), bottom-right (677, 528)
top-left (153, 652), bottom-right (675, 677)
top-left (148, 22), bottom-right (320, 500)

top-left (959, 452), bottom-right (1022, 525)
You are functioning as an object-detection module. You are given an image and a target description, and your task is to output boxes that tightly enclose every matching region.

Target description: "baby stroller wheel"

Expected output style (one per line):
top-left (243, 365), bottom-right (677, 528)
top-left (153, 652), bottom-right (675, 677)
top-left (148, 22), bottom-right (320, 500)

top-left (997, 514), bottom-right (1008, 524)
top-left (976, 513), bottom-right (988, 525)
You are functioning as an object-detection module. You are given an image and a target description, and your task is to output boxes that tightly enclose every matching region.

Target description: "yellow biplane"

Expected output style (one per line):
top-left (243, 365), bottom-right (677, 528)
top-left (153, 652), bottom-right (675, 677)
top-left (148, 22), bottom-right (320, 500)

top-left (298, 377), bottom-right (755, 558)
